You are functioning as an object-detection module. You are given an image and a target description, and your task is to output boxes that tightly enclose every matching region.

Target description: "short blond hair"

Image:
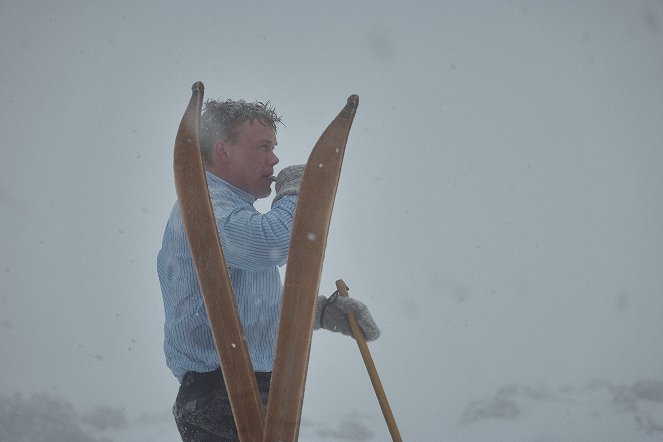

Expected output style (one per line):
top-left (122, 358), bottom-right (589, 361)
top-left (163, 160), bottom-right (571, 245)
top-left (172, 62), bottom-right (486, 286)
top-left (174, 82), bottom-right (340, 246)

top-left (199, 99), bottom-right (282, 163)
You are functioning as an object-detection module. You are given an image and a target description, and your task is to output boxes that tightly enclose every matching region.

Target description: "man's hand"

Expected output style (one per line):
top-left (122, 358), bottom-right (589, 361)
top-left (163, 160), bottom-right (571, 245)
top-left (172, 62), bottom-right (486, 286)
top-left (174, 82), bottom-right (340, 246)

top-left (272, 164), bottom-right (305, 204)
top-left (314, 292), bottom-right (381, 341)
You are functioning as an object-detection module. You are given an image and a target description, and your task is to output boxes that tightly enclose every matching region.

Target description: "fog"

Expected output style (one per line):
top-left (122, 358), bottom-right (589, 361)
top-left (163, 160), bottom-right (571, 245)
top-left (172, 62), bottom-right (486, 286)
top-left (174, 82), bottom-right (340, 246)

top-left (1, 1), bottom-right (662, 440)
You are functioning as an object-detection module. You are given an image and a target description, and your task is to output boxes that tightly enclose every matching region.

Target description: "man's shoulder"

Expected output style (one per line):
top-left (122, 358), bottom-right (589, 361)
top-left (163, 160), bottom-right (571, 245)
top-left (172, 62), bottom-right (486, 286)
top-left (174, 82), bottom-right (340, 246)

top-left (209, 186), bottom-right (256, 220)
top-left (209, 185), bottom-right (249, 204)
top-left (207, 174), bottom-right (254, 202)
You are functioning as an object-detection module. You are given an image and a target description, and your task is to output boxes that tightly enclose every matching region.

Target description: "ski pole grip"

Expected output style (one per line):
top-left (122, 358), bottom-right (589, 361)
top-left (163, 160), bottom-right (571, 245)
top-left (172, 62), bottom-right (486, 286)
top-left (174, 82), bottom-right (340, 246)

top-left (334, 280), bottom-right (365, 341)
top-left (335, 279), bottom-right (402, 442)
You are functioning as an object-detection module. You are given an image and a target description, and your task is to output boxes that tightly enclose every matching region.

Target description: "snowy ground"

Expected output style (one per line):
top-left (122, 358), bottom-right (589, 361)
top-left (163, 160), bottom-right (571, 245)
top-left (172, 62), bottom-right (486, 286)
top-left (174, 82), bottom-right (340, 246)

top-left (452, 379), bottom-right (663, 442)
top-left (2, 379), bottom-right (662, 441)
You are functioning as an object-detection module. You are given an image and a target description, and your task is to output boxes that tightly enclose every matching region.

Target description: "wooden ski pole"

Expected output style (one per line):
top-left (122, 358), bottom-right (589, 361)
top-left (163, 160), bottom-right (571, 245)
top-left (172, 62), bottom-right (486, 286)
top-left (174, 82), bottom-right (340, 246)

top-left (335, 279), bottom-right (403, 442)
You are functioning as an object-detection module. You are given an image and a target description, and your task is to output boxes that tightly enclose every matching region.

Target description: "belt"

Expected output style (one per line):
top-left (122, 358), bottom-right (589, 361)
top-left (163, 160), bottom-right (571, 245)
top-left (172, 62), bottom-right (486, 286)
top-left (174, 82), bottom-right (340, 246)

top-left (182, 368), bottom-right (272, 387)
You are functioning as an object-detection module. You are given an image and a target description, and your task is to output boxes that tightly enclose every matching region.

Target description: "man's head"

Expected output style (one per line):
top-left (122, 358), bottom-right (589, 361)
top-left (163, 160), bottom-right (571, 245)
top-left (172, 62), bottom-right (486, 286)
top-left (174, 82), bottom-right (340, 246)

top-left (200, 99), bottom-right (283, 198)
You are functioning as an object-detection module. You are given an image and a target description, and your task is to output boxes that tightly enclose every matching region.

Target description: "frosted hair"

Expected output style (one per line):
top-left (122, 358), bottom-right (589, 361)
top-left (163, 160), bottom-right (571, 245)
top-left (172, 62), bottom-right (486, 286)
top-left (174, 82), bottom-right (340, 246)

top-left (199, 99), bottom-right (283, 163)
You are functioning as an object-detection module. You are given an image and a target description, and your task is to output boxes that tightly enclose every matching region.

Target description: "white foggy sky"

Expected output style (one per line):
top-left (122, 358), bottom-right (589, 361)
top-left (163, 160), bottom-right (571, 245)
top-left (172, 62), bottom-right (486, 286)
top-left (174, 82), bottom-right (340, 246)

top-left (1, 1), bottom-right (662, 440)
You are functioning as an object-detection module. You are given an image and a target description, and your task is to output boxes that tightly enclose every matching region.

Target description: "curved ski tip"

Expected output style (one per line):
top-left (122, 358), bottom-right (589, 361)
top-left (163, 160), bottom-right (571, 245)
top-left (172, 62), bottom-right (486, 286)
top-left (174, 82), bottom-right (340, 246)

top-left (191, 81), bottom-right (205, 94)
top-left (346, 94), bottom-right (359, 113)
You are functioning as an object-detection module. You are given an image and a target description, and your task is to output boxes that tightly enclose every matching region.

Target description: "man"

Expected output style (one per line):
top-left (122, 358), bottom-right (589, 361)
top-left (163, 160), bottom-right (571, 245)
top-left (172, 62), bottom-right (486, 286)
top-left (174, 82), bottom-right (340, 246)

top-left (157, 98), bottom-right (380, 441)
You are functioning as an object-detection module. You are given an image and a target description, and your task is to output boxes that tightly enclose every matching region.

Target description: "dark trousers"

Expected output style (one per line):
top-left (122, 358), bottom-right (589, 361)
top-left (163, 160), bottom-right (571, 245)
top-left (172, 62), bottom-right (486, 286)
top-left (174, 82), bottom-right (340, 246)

top-left (173, 368), bottom-right (271, 442)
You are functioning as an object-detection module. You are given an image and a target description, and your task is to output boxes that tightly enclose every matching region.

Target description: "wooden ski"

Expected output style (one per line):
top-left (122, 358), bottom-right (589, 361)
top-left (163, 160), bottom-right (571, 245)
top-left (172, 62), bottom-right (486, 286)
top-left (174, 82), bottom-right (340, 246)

top-left (264, 95), bottom-right (359, 441)
top-left (173, 81), bottom-right (265, 441)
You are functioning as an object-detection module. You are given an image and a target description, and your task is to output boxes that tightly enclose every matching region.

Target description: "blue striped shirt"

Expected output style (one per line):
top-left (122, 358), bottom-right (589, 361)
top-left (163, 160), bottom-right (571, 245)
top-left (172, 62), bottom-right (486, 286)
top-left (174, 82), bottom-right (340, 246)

top-left (157, 172), bottom-right (296, 382)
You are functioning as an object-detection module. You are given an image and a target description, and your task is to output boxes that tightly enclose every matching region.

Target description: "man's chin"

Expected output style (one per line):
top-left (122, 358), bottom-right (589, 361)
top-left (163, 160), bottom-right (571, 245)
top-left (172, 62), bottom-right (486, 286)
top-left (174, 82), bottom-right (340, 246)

top-left (254, 187), bottom-right (272, 199)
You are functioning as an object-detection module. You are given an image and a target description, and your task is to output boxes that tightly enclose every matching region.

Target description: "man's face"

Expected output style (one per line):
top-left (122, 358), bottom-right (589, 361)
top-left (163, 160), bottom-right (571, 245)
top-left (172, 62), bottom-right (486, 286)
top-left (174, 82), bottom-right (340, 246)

top-left (224, 120), bottom-right (279, 198)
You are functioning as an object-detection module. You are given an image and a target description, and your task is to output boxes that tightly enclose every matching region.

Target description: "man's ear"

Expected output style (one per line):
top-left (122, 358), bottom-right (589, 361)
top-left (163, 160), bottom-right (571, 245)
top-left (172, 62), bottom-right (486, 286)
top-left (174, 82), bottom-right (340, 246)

top-left (213, 139), bottom-right (231, 162)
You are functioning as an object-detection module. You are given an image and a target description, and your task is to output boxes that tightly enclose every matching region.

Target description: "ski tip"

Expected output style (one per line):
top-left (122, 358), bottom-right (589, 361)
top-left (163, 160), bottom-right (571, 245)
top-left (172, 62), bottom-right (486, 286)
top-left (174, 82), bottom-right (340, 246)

top-left (346, 94), bottom-right (359, 114)
top-left (191, 81), bottom-right (205, 95)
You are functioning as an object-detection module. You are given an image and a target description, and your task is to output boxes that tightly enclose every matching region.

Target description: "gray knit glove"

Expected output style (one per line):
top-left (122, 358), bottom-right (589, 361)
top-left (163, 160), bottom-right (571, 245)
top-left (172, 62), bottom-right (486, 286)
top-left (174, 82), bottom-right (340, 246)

top-left (313, 292), bottom-right (381, 341)
top-left (272, 164), bottom-right (305, 205)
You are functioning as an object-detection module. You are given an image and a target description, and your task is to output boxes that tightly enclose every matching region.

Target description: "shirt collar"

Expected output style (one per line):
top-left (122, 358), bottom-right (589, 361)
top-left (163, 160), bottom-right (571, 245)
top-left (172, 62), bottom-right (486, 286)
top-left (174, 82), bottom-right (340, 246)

top-left (205, 171), bottom-right (257, 203)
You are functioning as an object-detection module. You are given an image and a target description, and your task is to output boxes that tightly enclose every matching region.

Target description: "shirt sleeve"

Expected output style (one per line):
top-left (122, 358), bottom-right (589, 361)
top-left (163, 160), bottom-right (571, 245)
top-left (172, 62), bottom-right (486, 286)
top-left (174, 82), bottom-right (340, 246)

top-left (212, 190), bottom-right (296, 271)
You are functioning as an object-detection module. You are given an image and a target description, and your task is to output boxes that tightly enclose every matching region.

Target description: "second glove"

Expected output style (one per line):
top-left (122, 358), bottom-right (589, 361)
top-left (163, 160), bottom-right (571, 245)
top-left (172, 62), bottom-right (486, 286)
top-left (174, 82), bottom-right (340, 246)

top-left (313, 292), bottom-right (381, 342)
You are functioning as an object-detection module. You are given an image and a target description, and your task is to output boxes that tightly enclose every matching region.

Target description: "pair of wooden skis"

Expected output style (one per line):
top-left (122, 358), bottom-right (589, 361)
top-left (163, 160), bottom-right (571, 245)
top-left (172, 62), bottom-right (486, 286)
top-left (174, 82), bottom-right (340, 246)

top-left (173, 82), bottom-right (400, 441)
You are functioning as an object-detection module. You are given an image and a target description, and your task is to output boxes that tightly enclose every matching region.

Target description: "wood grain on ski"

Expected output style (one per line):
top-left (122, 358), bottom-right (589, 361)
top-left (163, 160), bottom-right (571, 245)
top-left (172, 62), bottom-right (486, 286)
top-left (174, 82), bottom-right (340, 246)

top-left (264, 95), bottom-right (359, 442)
top-left (173, 82), bottom-right (265, 441)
